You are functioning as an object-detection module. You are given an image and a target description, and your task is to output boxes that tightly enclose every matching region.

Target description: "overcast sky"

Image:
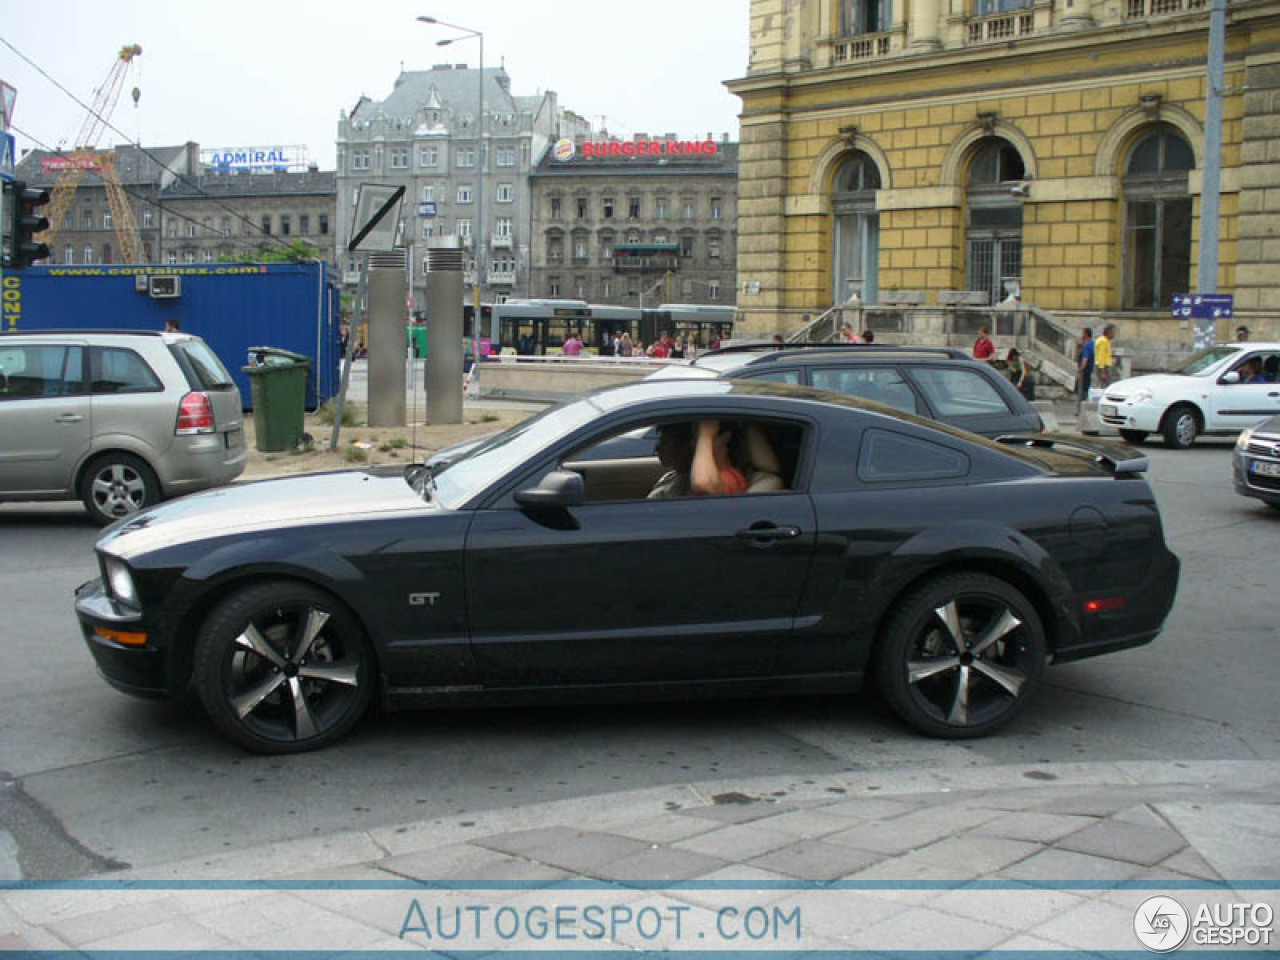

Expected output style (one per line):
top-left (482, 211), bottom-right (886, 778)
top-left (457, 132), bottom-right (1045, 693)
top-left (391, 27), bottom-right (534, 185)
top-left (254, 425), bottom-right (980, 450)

top-left (1, 0), bottom-right (751, 171)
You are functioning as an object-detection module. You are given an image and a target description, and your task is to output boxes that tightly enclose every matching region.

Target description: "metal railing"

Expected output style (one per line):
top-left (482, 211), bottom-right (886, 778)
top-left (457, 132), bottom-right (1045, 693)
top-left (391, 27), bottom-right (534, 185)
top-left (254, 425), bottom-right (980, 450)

top-left (787, 304), bottom-right (845, 343)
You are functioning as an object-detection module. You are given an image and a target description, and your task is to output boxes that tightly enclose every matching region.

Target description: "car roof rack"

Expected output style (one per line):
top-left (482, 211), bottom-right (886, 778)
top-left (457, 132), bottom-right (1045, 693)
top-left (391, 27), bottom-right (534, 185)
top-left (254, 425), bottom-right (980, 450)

top-left (694, 342), bottom-right (969, 364)
top-left (995, 434), bottom-right (1149, 475)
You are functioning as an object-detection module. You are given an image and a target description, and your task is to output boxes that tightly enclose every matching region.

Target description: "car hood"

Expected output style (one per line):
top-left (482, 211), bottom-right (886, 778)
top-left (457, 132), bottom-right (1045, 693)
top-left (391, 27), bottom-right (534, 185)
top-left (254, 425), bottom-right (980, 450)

top-left (1248, 413), bottom-right (1280, 437)
top-left (1104, 373), bottom-right (1202, 398)
top-left (98, 468), bottom-right (436, 559)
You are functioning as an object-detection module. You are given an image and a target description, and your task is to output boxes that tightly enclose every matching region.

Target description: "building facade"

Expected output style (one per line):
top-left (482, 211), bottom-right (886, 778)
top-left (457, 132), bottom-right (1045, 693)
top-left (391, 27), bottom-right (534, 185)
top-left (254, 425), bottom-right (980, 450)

top-left (16, 143), bottom-right (337, 268)
top-left (335, 65), bottom-right (583, 310)
top-left (728, 0), bottom-right (1280, 341)
top-left (159, 168), bottom-right (336, 266)
top-left (16, 143), bottom-right (198, 267)
top-left (528, 137), bottom-right (739, 306)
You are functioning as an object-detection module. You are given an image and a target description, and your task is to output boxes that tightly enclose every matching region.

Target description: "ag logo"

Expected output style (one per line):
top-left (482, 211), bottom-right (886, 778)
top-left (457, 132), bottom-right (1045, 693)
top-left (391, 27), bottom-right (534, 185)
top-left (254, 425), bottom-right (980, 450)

top-left (1134, 895), bottom-right (1190, 952)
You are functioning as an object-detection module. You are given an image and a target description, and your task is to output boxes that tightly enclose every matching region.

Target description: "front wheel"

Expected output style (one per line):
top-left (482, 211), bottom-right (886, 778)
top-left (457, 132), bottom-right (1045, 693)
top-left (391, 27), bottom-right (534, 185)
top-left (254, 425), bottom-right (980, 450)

top-left (1119, 429), bottom-right (1148, 445)
top-left (876, 573), bottom-right (1047, 739)
top-left (1162, 405), bottom-right (1200, 449)
top-left (193, 581), bottom-right (374, 754)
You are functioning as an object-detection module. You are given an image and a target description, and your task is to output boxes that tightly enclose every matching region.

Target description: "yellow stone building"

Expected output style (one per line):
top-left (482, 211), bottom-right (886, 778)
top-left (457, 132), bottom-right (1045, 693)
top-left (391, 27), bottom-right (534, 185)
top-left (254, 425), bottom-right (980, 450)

top-left (727, 0), bottom-right (1280, 348)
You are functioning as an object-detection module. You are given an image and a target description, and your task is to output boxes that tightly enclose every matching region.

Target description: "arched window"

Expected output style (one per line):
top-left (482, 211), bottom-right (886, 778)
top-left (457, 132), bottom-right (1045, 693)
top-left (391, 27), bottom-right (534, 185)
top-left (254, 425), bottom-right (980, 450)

top-left (965, 138), bottom-right (1026, 304)
top-left (832, 151), bottom-right (882, 303)
top-left (1123, 124), bottom-right (1193, 309)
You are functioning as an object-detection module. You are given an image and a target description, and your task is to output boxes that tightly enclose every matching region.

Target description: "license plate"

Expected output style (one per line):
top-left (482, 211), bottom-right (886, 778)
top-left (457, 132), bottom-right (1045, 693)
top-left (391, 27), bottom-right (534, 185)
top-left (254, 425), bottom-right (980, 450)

top-left (1249, 459), bottom-right (1280, 477)
top-left (1100, 404), bottom-right (1118, 417)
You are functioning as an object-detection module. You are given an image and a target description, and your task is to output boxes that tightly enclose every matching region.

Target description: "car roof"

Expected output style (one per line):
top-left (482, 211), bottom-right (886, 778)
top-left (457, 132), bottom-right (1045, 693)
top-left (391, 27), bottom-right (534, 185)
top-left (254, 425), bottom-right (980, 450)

top-left (0, 329), bottom-right (197, 346)
top-left (688, 343), bottom-right (973, 374)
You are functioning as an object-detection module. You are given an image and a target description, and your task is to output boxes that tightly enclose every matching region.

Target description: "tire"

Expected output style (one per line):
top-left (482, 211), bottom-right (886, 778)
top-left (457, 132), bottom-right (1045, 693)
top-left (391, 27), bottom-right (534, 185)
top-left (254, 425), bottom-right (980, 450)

top-left (876, 573), bottom-right (1047, 739)
top-left (1119, 429), bottom-right (1148, 445)
top-left (80, 453), bottom-right (160, 526)
top-left (193, 581), bottom-right (374, 754)
top-left (1161, 405), bottom-right (1200, 449)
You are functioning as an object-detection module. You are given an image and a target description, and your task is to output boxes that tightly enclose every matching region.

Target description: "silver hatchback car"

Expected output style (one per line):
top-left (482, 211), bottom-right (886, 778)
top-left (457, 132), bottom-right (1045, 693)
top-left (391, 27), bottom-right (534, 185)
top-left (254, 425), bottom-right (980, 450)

top-left (0, 330), bottom-right (246, 524)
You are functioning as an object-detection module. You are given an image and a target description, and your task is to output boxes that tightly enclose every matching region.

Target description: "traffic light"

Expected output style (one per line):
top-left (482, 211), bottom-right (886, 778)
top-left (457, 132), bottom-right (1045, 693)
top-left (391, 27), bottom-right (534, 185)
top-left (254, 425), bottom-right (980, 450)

top-left (4, 180), bottom-right (51, 270)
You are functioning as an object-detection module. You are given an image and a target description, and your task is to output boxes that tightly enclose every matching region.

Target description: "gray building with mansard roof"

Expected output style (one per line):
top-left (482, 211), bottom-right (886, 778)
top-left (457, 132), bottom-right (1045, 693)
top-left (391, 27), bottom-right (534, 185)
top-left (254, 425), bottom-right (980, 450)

top-left (335, 64), bottom-right (589, 310)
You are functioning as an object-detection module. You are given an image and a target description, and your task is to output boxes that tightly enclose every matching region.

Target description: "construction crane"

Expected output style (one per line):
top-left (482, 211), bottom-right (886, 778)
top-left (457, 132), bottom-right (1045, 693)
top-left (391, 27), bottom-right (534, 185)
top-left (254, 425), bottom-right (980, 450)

top-left (38, 43), bottom-right (145, 263)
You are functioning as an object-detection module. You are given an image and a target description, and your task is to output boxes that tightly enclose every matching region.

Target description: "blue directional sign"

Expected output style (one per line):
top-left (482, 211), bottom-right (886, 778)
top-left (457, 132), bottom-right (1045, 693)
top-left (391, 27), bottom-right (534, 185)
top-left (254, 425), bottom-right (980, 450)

top-left (1172, 293), bottom-right (1234, 320)
top-left (417, 202), bottom-right (437, 218)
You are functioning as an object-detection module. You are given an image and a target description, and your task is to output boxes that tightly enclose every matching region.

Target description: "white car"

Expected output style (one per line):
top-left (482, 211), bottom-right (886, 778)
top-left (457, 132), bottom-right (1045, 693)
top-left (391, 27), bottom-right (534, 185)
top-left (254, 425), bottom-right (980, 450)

top-left (1099, 342), bottom-right (1280, 448)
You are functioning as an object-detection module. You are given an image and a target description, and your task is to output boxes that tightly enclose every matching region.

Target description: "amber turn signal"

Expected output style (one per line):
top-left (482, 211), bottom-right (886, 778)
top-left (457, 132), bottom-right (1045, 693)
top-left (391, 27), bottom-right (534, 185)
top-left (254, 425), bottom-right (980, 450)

top-left (94, 626), bottom-right (148, 646)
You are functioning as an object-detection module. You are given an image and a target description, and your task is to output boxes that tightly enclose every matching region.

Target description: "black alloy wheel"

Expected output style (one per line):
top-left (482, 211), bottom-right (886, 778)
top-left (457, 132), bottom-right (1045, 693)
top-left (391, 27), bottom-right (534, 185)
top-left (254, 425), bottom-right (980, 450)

top-left (877, 573), bottom-right (1046, 738)
top-left (80, 452), bottom-right (159, 526)
top-left (1119, 429), bottom-right (1148, 445)
top-left (193, 581), bottom-right (374, 753)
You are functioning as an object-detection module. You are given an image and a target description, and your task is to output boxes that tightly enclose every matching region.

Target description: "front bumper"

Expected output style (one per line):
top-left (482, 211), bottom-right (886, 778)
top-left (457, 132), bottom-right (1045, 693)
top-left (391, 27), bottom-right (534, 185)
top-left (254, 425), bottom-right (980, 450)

top-left (1098, 397), bottom-right (1163, 432)
top-left (75, 577), bottom-right (169, 699)
top-left (1233, 447), bottom-right (1280, 505)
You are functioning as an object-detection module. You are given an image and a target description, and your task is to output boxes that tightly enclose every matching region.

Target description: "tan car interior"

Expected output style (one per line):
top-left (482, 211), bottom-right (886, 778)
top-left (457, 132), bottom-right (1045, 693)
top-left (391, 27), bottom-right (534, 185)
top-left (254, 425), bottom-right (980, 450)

top-left (563, 420), bottom-right (796, 503)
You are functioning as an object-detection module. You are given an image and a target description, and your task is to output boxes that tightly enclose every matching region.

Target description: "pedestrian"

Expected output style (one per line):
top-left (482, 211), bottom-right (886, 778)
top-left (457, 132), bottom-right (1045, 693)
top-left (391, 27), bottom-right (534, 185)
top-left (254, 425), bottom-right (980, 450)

top-left (1076, 326), bottom-right (1095, 411)
top-left (772, 334), bottom-right (785, 349)
top-left (862, 330), bottom-right (875, 344)
top-left (164, 318), bottom-right (181, 333)
top-left (842, 323), bottom-right (862, 344)
top-left (1006, 348), bottom-right (1035, 401)
top-left (1236, 325), bottom-right (1251, 342)
top-left (973, 326), bottom-right (995, 361)
top-left (618, 332), bottom-right (634, 357)
top-left (562, 329), bottom-right (583, 359)
top-left (1095, 323), bottom-right (1116, 388)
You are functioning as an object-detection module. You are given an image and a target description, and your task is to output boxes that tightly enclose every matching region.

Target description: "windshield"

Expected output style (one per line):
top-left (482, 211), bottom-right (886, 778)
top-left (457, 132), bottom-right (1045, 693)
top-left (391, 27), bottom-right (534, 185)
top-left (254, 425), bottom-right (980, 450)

top-left (1173, 346), bottom-right (1240, 376)
top-left (426, 398), bottom-right (602, 508)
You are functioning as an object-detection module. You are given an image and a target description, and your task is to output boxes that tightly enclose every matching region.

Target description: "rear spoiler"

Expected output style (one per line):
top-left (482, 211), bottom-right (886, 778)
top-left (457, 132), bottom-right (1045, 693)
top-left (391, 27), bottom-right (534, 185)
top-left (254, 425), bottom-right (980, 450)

top-left (995, 434), bottom-right (1150, 475)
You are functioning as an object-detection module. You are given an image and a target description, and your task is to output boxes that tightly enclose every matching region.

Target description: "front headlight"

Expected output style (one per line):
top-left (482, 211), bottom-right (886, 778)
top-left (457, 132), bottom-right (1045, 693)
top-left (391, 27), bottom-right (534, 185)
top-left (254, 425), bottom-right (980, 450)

top-left (103, 556), bottom-right (139, 608)
top-left (1236, 427), bottom-right (1254, 451)
top-left (1126, 388), bottom-right (1154, 406)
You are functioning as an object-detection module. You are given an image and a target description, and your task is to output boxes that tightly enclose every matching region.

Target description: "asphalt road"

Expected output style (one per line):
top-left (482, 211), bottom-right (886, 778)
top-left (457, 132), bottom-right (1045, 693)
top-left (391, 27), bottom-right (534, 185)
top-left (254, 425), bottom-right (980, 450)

top-left (1, 438), bottom-right (1276, 879)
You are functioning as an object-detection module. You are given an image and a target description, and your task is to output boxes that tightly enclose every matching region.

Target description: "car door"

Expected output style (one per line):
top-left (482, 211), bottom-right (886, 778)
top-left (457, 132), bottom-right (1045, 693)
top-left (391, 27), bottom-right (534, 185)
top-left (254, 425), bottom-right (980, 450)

top-left (463, 418), bottom-right (818, 688)
top-left (1209, 351), bottom-right (1280, 431)
top-left (0, 342), bottom-right (91, 496)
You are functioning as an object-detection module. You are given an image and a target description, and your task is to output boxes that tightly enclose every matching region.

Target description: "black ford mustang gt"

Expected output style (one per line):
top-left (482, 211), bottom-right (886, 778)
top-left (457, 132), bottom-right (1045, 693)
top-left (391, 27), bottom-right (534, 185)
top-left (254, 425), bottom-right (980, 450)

top-left (76, 379), bottom-right (1180, 754)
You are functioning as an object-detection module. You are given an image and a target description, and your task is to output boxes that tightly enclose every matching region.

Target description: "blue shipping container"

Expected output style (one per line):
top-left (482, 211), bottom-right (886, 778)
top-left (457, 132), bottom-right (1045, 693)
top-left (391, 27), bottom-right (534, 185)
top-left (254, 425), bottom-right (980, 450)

top-left (2, 262), bottom-right (340, 410)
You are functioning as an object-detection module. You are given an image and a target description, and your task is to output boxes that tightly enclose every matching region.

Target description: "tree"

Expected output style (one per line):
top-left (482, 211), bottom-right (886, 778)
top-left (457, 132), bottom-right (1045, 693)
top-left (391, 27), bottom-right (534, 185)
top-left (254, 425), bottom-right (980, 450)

top-left (216, 239), bottom-right (322, 264)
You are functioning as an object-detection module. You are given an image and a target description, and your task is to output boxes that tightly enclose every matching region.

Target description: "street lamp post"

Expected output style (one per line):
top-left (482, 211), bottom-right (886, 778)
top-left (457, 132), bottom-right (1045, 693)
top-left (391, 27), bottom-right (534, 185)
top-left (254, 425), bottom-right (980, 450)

top-left (417, 15), bottom-right (485, 328)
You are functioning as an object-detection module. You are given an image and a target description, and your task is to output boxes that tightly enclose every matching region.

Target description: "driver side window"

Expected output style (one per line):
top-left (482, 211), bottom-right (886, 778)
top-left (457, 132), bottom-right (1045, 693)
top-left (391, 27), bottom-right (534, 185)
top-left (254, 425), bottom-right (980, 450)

top-left (558, 417), bottom-right (804, 503)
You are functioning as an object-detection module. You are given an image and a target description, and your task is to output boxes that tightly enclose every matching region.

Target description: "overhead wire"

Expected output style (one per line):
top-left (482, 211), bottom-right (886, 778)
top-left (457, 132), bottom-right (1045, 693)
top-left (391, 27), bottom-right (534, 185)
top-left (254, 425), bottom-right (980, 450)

top-left (0, 35), bottom-right (316, 256)
top-left (8, 121), bottom-right (309, 259)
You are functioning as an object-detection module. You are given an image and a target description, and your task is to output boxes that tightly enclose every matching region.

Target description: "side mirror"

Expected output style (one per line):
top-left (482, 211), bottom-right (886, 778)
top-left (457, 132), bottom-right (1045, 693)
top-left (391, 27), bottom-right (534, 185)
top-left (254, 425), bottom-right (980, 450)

top-left (515, 470), bottom-right (584, 509)
top-left (1222, 371), bottom-right (1241, 384)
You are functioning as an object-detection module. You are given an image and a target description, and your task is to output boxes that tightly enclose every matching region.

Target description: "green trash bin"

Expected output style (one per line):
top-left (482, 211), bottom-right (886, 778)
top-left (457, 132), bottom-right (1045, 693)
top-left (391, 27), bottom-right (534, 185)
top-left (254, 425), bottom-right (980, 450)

top-left (242, 346), bottom-right (312, 452)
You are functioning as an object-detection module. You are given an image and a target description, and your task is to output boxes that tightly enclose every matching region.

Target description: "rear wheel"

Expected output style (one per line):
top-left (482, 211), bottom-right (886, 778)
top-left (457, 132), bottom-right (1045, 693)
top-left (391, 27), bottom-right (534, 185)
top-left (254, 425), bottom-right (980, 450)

top-left (80, 453), bottom-right (159, 526)
top-left (1162, 405), bottom-right (1200, 449)
top-left (876, 573), bottom-right (1046, 739)
top-left (1119, 429), bottom-right (1148, 445)
top-left (193, 581), bottom-right (374, 754)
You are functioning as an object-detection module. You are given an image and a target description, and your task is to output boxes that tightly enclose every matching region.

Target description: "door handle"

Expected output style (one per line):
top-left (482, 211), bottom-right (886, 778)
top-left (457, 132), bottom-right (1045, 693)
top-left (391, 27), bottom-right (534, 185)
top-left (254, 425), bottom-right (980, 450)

top-left (55, 414), bottom-right (84, 424)
top-left (735, 524), bottom-right (801, 542)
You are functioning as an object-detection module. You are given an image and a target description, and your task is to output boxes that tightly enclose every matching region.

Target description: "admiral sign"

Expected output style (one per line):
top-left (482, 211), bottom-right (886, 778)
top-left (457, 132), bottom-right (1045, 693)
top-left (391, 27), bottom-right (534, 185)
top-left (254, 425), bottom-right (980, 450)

top-left (200, 145), bottom-right (307, 173)
top-left (553, 138), bottom-right (719, 161)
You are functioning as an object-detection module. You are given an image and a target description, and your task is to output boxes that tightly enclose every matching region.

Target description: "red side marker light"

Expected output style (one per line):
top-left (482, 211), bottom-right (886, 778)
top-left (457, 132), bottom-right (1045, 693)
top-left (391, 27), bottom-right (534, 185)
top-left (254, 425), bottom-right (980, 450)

top-left (1084, 597), bottom-right (1126, 614)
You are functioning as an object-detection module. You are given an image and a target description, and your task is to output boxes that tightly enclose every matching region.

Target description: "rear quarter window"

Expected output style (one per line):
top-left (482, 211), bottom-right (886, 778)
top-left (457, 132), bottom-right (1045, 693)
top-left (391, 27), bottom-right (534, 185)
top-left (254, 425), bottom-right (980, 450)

top-left (175, 340), bottom-right (236, 390)
top-left (810, 366), bottom-right (922, 415)
top-left (858, 428), bottom-right (970, 483)
top-left (909, 367), bottom-right (1013, 417)
top-left (93, 348), bottom-right (162, 394)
